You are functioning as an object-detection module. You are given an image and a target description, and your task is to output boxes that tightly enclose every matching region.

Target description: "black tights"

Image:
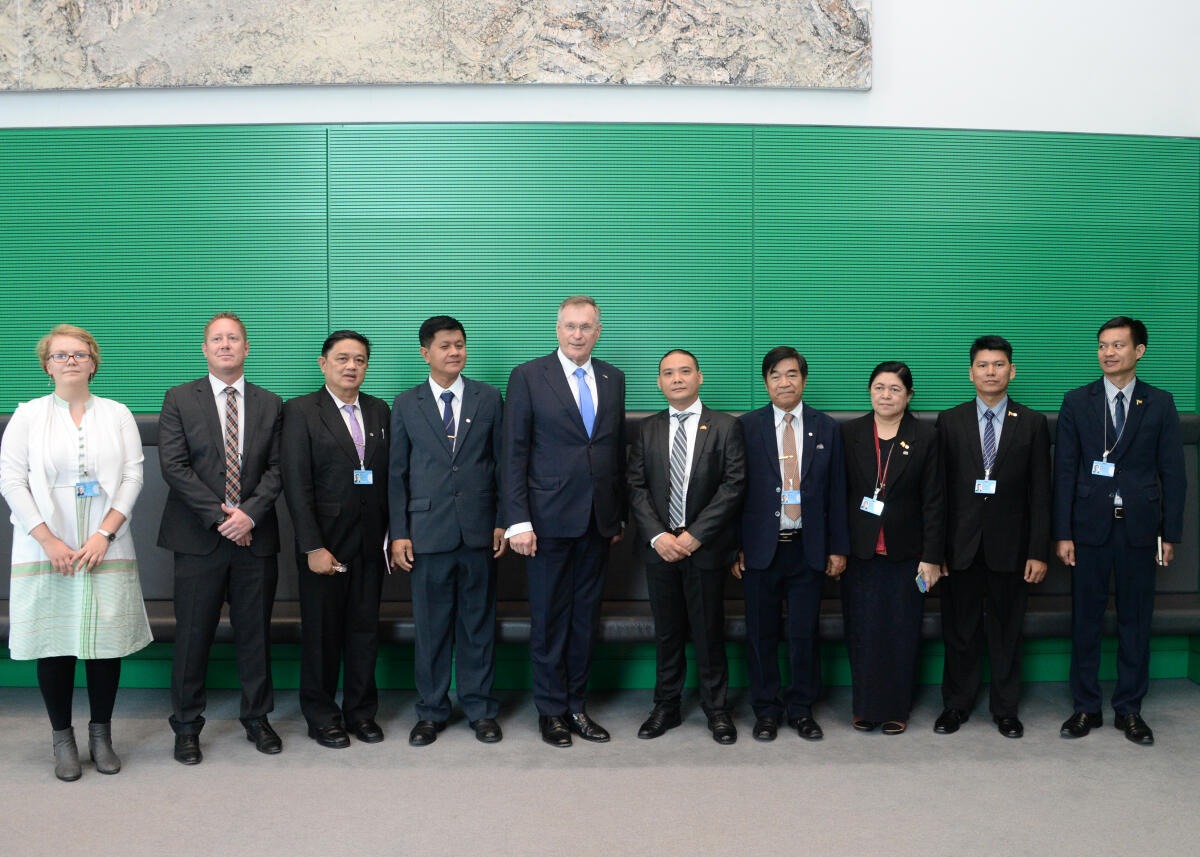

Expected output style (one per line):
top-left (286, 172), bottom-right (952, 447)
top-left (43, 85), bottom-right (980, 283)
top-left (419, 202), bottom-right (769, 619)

top-left (36, 657), bottom-right (122, 731)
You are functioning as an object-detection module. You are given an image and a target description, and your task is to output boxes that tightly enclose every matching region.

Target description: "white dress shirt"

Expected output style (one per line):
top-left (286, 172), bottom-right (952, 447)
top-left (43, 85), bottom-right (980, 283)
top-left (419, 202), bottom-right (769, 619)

top-left (774, 404), bottom-right (803, 531)
top-left (427, 374), bottom-right (466, 438)
top-left (208, 374), bottom-right (245, 457)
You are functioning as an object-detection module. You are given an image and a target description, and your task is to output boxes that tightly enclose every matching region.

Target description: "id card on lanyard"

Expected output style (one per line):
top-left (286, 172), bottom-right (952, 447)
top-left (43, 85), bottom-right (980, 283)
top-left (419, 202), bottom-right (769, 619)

top-left (861, 422), bottom-right (893, 517)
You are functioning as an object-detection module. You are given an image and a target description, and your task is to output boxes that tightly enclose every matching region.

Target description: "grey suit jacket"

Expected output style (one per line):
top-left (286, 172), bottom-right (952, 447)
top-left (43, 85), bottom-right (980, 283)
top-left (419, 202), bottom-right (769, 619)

top-left (157, 377), bottom-right (283, 557)
top-left (389, 377), bottom-right (504, 554)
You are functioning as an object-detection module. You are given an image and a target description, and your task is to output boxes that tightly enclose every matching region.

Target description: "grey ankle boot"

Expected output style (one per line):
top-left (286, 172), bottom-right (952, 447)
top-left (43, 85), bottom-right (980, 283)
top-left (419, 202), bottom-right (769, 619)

top-left (87, 721), bottom-right (122, 774)
top-left (52, 727), bottom-right (82, 781)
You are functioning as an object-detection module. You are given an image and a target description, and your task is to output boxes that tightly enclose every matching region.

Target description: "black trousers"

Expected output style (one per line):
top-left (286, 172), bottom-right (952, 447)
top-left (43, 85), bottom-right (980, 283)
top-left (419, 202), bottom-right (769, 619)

top-left (1071, 520), bottom-right (1156, 716)
top-left (170, 540), bottom-right (278, 735)
top-left (742, 537), bottom-right (825, 720)
top-left (939, 556), bottom-right (1027, 718)
top-left (298, 547), bottom-right (384, 728)
top-left (526, 520), bottom-right (609, 716)
top-left (37, 656), bottom-right (121, 731)
top-left (410, 544), bottom-right (498, 723)
top-left (645, 556), bottom-right (729, 714)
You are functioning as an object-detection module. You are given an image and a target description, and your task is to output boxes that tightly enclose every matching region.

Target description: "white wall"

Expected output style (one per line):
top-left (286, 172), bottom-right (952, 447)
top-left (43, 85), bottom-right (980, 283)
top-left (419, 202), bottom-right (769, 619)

top-left (2, 1), bottom-right (1198, 137)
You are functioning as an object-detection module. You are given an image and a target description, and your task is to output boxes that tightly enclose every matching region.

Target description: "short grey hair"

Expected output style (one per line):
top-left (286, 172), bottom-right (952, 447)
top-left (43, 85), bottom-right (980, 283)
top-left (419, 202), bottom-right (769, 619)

top-left (557, 295), bottom-right (601, 323)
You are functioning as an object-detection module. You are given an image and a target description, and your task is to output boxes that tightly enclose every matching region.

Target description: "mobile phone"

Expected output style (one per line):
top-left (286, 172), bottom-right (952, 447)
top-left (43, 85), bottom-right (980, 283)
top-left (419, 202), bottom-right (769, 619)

top-left (914, 571), bottom-right (928, 594)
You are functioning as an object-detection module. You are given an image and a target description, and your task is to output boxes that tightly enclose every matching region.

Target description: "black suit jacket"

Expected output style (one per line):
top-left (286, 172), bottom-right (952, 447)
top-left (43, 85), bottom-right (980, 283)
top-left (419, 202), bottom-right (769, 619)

top-left (281, 388), bottom-right (390, 559)
top-left (935, 398), bottom-right (1051, 572)
top-left (843, 412), bottom-right (945, 565)
top-left (1053, 377), bottom-right (1186, 548)
top-left (627, 406), bottom-right (746, 568)
top-left (157, 377), bottom-right (283, 557)
top-left (389, 377), bottom-right (504, 554)
top-left (502, 352), bottom-right (626, 538)
top-left (737, 403), bottom-right (850, 572)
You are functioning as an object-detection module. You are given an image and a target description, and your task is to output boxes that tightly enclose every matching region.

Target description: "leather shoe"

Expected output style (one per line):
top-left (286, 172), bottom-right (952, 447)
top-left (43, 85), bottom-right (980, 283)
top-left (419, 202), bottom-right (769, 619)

top-left (408, 720), bottom-right (445, 747)
top-left (994, 715), bottom-right (1024, 739)
top-left (707, 711), bottom-right (737, 745)
top-left (1114, 713), bottom-right (1154, 746)
top-left (309, 723), bottom-right (351, 749)
top-left (348, 719), bottom-right (385, 744)
top-left (173, 734), bottom-right (202, 766)
top-left (538, 715), bottom-right (572, 748)
top-left (788, 716), bottom-right (824, 741)
top-left (752, 717), bottom-right (779, 742)
top-left (568, 711), bottom-right (610, 742)
top-left (638, 705), bottom-right (682, 739)
top-left (244, 717), bottom-right (282, 754)
top-left (934, 708), bottom-right (966, 735)
top-left (1060, 711), bottom-right (1102, 738)
top-left (470, 718), bottom-right (503, 743)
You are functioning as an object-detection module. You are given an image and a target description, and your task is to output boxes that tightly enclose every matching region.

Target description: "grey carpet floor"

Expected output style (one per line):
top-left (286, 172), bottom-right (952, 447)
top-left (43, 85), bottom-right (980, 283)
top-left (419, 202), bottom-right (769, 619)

top-left (2, 680), bottom-right (1198, 857)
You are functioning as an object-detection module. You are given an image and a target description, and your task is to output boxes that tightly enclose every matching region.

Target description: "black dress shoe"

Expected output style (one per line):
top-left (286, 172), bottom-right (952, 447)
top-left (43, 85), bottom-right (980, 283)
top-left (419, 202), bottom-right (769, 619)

top-left (408, 720), bottom-right (446, 747)
top-left (788, 716), bottom-right (824, 741)
top-left (469, 718), bottom-right (503, 743)
top-left (348, 719), bottom-right (385, 743)
top-left (309, 723), bottom-right (351, 749)
top-left (1114, 713), bottom-right (1154, 746)
top-left (752, 717), bottom-right (779, 742)
top-left (568, 711), bottom-right (610, 742)
top-left (173, 734), bottom-right (202, 765)
top-left (638, 706), bottom-right (682, 739)
top-left (934, 708), bottom-right (966, 735)
top-left (539, 715), bottom-right (572, 748)
top-left (1060, 711), bottom-right (1102, 738)
top-left (244, 717), bottom-right (282, 754)
top-left (708, 711), bottom-right (737, 745)
top-left (994, 715), bottom-right (1024, 739)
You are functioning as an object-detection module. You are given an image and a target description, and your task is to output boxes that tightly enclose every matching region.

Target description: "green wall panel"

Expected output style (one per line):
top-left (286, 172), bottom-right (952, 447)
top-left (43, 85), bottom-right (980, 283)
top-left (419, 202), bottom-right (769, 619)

top-left (0, 123), bottom-right (1196, 414)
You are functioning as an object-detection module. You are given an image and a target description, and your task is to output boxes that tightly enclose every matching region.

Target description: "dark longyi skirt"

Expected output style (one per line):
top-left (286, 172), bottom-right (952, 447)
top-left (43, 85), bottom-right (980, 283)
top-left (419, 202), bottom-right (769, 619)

top-left (841, 555), bottom-right (925, 723)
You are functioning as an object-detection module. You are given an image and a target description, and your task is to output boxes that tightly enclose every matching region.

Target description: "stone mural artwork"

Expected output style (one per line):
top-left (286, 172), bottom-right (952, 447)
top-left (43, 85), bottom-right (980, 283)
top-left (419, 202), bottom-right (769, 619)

top-left (1, 1), bottom-right (871, 91)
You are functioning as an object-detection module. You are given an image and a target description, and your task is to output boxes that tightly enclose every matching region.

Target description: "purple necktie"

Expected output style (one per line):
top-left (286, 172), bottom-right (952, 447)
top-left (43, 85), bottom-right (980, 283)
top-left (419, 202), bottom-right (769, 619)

top-left (343, 404), bottom-right (365, 462)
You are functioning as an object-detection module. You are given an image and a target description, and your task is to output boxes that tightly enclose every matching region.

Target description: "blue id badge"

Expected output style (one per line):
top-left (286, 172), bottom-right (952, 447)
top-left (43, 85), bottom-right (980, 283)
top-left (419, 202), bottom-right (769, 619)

top-left (915, 571), bottom-right (929, 594)
top-left (860, 496), bottom-right (884, 516)
top-left (75, 480), bottom-right (100, 497)
top-left (1091, 460), bottom-right (1116, 478)
top-left (974, 479), bottom-right (997, 495)
top-left (781, 489), bottom-right (802, 504)
top-left (353, 469), bottom-right (374, 485)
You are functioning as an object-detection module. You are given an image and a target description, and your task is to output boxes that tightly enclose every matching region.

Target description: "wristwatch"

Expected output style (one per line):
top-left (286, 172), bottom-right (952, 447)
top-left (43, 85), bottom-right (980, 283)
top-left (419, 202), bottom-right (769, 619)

top-left (97, 528), bottom-right (116, 542)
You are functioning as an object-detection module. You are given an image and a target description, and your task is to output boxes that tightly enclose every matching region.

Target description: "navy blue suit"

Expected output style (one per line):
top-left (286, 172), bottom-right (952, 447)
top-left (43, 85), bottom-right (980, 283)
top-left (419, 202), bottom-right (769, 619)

top-left (1053, 377), bottom-right (1185, 715)
top-left (737, 403), bottom-right (849, 720)
top-left (389, 377), bottom-right (504, 723)
top-left (502, 352), bottom-right (626, 716)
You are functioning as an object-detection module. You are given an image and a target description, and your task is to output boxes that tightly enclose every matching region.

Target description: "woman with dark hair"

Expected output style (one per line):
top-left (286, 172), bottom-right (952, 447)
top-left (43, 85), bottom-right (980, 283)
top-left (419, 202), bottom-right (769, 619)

top-left (839, 361), bottom-right (945, 734)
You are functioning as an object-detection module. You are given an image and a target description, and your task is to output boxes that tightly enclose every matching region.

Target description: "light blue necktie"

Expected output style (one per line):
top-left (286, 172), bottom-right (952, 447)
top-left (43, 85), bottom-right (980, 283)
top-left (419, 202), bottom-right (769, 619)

top-left (574, 367), bottom-right (595, 437)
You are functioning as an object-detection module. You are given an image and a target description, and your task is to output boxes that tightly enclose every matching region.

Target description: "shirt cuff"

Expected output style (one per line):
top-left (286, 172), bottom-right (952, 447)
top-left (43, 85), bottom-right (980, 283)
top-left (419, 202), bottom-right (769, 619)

top-left (504, 521), bottom-right (534, 539)
top-left (649, 532), bottom-right (668, 548)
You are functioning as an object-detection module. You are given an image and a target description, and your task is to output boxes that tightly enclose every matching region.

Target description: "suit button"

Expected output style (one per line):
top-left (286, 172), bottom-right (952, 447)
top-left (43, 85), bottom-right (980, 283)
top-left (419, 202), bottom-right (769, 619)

top-left (775, 487), bottom-right (781, 493)
top-left (774, 511), bottom-right (780, 517)
top-left (452, 466), bottom-right (458, 472)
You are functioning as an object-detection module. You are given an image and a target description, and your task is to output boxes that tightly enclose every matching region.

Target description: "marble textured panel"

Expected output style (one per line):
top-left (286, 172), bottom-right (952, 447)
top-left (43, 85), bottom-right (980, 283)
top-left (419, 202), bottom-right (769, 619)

top-left (7, 0), bottom-right (871, 90)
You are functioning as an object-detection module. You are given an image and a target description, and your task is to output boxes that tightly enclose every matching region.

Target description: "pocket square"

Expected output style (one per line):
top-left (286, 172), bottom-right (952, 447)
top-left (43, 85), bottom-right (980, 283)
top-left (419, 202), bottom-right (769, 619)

top-left (816, 443), bottom-right (825, 450)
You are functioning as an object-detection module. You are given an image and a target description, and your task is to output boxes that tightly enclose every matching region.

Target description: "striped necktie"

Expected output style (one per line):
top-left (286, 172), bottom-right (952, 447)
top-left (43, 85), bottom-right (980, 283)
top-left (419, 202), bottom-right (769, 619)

top-left (668, 412), bottom-right (691, 529)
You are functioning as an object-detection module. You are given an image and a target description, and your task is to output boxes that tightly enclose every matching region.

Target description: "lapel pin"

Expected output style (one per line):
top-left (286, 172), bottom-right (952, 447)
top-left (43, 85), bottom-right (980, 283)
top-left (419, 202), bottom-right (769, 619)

top-left (1008, 411), bottom-right (1018, 418)
top-left (1136, 399), bottom-right (1143, 405)
top-left (699, 425), bottom-right (708, 431)
top-left (900, 440), bottom-right (910, 449)
top-left (808, 431), bottom-right (814, 436)
top-left (465, 418), bottom-right (472, 423)
top-left (368, 432), bottom-right (375, 437)
top-left (602, 374), bottom-right (609, 380)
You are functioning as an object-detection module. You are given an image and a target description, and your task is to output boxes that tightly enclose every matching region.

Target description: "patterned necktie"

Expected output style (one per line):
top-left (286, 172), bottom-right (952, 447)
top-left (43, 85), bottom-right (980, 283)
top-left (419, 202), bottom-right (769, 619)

top-left (782, 413), bottom-right (801, 521)
top-left (574, 367), bottom-right (595, 437)
top-left (1113, 391), bottom-right (1126, 436)
top-left (982, 410), bottom-right (997, 474)
top-left (343, 404), bottom-right (365, 462)
top-left (440, 390), bottom-right (455, 450)
top-left (668, 412), bottom-right (692, 529)
top-left (223, 386), bottom-right (240, 506)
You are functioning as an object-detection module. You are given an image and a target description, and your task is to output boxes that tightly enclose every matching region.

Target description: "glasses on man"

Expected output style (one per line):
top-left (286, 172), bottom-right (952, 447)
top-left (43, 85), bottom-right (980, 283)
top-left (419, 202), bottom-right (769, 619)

top-left (49, 352), bottom-right (92, 363)
top-left (560, 323), bottom-right (597, 335)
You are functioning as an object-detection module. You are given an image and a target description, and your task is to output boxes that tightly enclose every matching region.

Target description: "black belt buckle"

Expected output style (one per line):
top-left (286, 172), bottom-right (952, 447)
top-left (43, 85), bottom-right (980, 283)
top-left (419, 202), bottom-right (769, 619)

top-left (1113, 507), bottom-right (1125, 519)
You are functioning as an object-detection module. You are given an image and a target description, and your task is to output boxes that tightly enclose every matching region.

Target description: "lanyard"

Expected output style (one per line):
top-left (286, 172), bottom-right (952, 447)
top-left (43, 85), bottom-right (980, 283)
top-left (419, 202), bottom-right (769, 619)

top-left (1101, 394), bottom-right (1127, 461)
top-left (872, 421), bottom-right (896, 500)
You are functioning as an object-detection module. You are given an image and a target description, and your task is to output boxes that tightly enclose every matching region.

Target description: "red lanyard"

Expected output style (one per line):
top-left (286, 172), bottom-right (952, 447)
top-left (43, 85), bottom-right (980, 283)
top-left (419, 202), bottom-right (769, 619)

top-left (872, 421), bottom-right (895, 498)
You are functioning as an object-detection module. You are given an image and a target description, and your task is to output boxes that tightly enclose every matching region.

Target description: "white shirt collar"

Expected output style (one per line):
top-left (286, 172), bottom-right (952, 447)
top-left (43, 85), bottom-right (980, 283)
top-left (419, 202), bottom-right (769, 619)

top-left (427, 374), bottom-right (465, 401)
top-left (772, 402), bottom-right (803, 427)
top-left (209, 374), bottom-right (245, 397)
top-left (556, 347), bottom-right (594, 379)
top-left (1103, 376), bottom-right (1137, 402)
top-left (669, 398), bottom-right (703, 419)
top-left (325, 385), bottom-right (360, 409)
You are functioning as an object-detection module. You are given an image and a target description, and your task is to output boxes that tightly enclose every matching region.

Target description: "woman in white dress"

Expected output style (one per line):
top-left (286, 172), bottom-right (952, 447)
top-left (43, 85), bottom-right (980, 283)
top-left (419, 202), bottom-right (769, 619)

top-left (0, 324), bottom-right (152, 781)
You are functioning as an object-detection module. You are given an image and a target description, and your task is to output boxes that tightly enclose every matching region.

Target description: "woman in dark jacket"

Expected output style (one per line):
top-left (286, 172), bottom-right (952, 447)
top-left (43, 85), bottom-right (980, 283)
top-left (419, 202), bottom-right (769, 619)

top-left (840, 361), bottom-right (945, 734)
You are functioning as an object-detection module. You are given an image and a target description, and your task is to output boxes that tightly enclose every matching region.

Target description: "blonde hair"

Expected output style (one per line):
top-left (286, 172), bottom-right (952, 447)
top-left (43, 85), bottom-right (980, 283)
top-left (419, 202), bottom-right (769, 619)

top-left (557, 295), bottom-right (601, 323)
top-left (37, 324), bottom-right (102, 381)
top-left (204, 311), bottom-right (248, 339)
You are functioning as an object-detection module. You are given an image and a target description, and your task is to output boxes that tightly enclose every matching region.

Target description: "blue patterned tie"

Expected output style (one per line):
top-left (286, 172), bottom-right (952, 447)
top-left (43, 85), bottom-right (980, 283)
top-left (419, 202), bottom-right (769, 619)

top-left (982, 410), bottom-right (996, 475)
top-left (668, 412), bottom-right (691, 529)
top-left (574, 367), bottom-right (595, 437)
top-left (440, 390), bottom-right (455, 450)
top-left (1113, 391), bottom-right (1126, 436)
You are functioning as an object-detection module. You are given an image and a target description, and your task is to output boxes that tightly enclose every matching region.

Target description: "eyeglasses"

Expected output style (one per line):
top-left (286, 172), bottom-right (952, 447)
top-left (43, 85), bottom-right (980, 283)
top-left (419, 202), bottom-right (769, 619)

top-left (560, 323), bottom-right (597, 335)
top-left (48, 352), bottom-right (92, 363)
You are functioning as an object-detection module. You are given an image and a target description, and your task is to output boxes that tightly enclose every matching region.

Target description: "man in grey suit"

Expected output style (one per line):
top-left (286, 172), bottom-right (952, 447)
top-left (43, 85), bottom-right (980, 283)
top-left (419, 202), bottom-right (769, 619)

top-left (389, 316), bottom-right (506, 746)
top-left (158, 312), bottom-right (284, 765)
